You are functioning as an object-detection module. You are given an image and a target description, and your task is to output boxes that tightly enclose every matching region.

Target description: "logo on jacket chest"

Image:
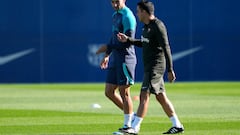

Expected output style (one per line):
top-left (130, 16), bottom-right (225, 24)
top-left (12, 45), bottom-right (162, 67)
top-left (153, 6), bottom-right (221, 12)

top-left (141, 36), bottom-right (150, 43)
top-left (141, 27), bottom-right (151, 43)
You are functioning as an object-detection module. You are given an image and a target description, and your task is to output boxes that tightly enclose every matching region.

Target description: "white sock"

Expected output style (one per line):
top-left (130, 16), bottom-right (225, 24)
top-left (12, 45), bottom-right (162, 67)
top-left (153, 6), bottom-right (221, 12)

top-left (124, 114), bottom-right (132, 127)
top-left (132, 116), bottom-right (143, 132)
top-left (132, 112), bottom-right (136, 121)
top-left (170, 115), bottom-right (182, 128)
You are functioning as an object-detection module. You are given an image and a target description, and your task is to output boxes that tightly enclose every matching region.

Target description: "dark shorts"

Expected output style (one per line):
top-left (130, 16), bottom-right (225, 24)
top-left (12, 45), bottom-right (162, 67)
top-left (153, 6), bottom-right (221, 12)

top-left (106, 63), bottom-right (135, 85)
top-left (141, 71), bottom-right (165, 95)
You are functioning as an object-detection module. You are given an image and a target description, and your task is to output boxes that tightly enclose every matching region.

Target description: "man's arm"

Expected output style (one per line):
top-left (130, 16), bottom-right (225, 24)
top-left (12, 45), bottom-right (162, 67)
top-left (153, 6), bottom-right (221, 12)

top-left (155, 21), bottom-right (176, 82)
top-left (127, 37), bottom-right (143, 47)
top-left (156, 21), bottom-right (173, 72)
top-left (95, 38), bottom-right (112, 55)
top-left (100, 53), bottom-right (110, 69)
top-left (117, 32), bottom-right (143, 47)
top-left (107, 29), bottom-right (135, 50)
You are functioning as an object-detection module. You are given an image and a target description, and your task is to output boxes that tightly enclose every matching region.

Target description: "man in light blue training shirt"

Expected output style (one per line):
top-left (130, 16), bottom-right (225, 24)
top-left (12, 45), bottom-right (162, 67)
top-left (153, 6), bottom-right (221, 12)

top-left (96, 0), bottom-right (137, 133)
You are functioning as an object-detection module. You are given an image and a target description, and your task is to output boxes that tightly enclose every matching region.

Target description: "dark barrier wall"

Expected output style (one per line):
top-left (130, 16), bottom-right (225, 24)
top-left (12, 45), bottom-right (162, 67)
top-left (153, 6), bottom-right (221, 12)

top-left (0, 0), bottom-right (239, 83)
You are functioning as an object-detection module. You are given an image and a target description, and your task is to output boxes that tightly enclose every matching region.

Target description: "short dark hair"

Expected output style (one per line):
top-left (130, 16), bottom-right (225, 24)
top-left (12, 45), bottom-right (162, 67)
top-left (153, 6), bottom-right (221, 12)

top-left (137, 1), bottom-right (154, 15)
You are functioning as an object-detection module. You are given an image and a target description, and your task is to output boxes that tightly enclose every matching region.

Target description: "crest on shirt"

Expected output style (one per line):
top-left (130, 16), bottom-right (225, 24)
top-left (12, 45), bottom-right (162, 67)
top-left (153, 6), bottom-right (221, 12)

top-left (147, 28), bottom-right (151, 32)
top-left (142, 27), bottom-right (151, 33)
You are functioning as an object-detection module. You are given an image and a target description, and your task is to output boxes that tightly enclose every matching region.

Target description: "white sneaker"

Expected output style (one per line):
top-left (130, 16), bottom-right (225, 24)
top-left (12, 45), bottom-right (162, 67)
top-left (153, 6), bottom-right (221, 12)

top-left (118, 125), bottom-right (130, 131)
top-left (163, 125), bottom-right (184, 134)
top-left (121, 127), bottom-right (138, 135)
top-left (112, 131), bottom-right (124, 135)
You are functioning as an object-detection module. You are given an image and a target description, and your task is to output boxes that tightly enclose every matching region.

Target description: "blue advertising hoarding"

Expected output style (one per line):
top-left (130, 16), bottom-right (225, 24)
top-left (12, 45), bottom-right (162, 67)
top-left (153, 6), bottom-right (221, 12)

top-left (0, 0), bottom-right (239, 83)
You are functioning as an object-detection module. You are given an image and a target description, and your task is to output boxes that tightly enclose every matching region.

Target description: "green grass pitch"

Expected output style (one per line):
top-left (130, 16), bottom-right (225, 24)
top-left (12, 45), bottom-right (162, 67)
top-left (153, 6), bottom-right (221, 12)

top-left (0, 82), bottom-right (240, 135)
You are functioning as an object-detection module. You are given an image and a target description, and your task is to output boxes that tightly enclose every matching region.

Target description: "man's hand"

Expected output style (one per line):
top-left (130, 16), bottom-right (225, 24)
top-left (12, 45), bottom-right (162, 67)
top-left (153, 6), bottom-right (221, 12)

top-left (168, 70), bottom-right (176, 83)
top-left (117, 32), bottom-right (128, 42)
top-left (100, 55), bottom-right (109, 69)
top-left (96, 45), bottom-right (107, 55)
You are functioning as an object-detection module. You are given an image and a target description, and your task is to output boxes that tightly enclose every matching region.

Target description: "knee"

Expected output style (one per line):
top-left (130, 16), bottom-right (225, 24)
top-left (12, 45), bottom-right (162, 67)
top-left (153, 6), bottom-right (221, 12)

top-left (119, 90), bottom-right (129, 97)
top-left (156, 94), bottom-right (169, 105)
top-left (105, 90), bottom-right (113, 99)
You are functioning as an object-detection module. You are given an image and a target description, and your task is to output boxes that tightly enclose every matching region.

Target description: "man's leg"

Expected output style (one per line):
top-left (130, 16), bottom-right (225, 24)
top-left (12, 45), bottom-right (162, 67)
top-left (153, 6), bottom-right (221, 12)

top-left (156, 92), bottom-right (184, 134)
top-left (117, 63), bottom-right (136, 132)
top-left (105, 83), bottom-right (123, 110)
top-left (119, 85), bottom-right (133, 128)
top-left (136, 91), bottom-right (150, 117)
top-left (155, 92), bottom-right (175, 117)
top-left (127, 72), bottom-right (151, 134)
top-left (130, 91), bottom-right (150, 133)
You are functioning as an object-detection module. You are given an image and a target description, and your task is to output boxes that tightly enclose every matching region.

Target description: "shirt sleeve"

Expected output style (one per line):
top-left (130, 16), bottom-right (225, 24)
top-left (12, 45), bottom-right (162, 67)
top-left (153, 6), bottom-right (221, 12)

top-left (127, 37), bottom-right (143, 47)
top-left (155, 21), bottom-right (173, 72)
top-left (122, 14), bottom-right (136, 34)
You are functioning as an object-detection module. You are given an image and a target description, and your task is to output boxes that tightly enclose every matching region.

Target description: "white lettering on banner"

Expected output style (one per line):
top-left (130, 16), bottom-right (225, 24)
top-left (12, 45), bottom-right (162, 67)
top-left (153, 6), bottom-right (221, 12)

top-left (87, 44), bottom-right (104, 67)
